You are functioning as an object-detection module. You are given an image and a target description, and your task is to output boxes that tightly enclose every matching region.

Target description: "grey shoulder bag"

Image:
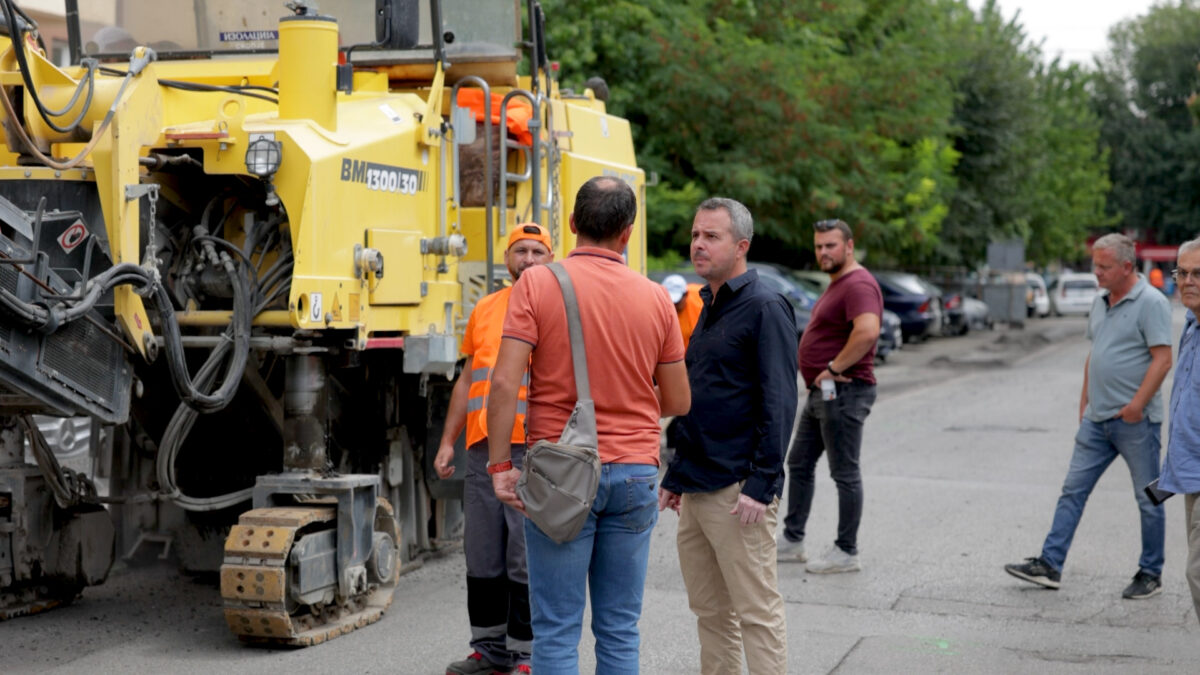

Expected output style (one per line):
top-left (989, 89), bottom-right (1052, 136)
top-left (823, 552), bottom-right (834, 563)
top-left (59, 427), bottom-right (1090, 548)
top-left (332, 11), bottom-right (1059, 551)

top-left (515, 262), bottom-right (601, 544)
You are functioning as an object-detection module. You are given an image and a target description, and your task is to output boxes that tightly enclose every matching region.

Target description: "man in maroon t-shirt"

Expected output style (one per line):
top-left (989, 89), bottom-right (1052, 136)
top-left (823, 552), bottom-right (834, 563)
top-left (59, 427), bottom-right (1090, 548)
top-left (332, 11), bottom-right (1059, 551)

top-left (778, 218), bottom-right (882, 574)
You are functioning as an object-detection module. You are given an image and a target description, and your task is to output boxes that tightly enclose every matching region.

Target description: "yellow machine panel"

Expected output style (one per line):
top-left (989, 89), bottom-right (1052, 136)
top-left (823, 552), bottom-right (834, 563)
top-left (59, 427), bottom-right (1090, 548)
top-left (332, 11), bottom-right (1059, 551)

top-left (367, 229), bottom-right (425, 305)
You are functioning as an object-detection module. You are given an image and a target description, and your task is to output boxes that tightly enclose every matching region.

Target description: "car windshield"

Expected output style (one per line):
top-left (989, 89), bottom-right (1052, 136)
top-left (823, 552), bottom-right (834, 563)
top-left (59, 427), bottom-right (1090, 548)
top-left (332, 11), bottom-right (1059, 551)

top-left (76, 0), bottom-right (518, 62)
top-left (877, 273), bottom-right (926, 295)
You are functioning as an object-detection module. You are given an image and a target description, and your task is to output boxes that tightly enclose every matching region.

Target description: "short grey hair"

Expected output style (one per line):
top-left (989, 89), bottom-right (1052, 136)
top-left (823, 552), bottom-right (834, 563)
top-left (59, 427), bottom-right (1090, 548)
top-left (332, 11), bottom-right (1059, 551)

top-left (1179, 238), bottom-right (1200, 258)
top-left (1092, 233), bottom-right (1136, 266)
top-left (697, 197), bottom-right (753, 244)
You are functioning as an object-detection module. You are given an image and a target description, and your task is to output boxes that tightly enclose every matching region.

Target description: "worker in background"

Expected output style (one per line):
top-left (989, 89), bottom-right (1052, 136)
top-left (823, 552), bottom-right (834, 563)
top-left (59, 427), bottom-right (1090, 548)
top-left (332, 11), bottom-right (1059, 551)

top-left (662, 273), bottom-right (704, 348)
top-left (433, 223), bottom-right (554, 675)
top-left (1150, 266), bottom-right (1165, 292)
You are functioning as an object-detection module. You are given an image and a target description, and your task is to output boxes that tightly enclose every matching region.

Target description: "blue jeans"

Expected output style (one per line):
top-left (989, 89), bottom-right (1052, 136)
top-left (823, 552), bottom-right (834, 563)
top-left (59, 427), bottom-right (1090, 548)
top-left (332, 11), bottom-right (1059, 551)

top-left (524, 462), bottom-right (658, 675)
top-left (1041, 418), bottom-right (1165, 576)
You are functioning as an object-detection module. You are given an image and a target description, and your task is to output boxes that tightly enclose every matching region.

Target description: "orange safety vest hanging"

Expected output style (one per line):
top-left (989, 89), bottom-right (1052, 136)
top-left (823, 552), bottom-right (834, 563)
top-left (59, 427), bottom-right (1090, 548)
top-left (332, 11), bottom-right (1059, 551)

top-left (462, 287), bottom-right (528, 448)
top-left (455, 88), bottom-right (534, 147)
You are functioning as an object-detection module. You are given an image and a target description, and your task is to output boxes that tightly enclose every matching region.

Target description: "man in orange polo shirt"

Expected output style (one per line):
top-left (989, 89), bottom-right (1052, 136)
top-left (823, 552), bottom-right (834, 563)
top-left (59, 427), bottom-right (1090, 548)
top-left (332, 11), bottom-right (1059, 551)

top-left (486, 177), bottom-right (691, 673)
top-left (434, 223), bottom-right (553, 675)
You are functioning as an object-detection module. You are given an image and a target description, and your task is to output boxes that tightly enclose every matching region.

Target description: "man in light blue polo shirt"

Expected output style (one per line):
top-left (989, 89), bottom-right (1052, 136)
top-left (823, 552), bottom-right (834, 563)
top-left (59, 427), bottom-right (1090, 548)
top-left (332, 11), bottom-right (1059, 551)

top-left (1160, 237), bottom-right (1200, 622)
top-left (1006, 233), bottom-right (1173, 599)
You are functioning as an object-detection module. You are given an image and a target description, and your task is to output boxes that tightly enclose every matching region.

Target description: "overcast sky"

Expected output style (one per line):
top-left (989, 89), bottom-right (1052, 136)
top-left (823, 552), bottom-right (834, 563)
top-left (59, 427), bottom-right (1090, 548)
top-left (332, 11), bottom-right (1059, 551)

top-left (971, 0), bottom-right (1160, 64)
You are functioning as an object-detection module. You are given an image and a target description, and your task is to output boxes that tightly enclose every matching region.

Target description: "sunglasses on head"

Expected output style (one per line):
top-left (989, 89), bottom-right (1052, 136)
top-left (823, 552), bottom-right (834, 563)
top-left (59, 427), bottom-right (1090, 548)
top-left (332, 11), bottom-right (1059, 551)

top-left (814, 219), bottom-right (841, 232)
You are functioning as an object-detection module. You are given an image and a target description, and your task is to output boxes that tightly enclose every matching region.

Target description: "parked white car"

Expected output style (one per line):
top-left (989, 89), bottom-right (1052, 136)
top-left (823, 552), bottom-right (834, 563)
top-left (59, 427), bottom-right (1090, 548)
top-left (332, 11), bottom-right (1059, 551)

top-left (1049, 272), bottom-right (1099, 316)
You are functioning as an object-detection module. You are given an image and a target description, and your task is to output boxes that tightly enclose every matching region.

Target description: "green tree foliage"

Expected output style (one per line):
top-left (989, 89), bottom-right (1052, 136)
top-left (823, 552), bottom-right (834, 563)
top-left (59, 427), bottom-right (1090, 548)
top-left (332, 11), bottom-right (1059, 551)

top-left (1025, 61), bottom-right (1112, 263)
top-left (540, 0), bottom-right (1111, 268)
top-left (942, 2), bottom-right (1109, 265)
top-left (939, 2), bottom-right (1039, 264)
top-left (1095, 0), bottom-right (1200, 245)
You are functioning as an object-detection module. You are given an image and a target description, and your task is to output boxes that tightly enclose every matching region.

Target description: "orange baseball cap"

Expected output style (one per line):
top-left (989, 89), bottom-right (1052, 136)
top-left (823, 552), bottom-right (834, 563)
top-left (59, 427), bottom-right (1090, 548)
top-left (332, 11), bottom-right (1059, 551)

top-left (507, 222), bottom-right (552, 251)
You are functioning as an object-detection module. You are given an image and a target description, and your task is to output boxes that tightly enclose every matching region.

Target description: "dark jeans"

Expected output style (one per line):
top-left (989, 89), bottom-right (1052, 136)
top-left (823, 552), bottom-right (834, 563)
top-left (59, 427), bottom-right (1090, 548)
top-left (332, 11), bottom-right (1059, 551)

top-left (783, 380), bottom-right (876, 555)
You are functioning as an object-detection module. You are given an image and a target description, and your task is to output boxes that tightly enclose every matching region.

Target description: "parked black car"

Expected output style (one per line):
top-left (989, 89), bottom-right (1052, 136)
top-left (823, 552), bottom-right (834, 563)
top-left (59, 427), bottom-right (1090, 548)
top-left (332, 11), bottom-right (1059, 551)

top-left (649, 265), bottom-right (813, 336)
top-left (872, 271), bottom-right (938, 341)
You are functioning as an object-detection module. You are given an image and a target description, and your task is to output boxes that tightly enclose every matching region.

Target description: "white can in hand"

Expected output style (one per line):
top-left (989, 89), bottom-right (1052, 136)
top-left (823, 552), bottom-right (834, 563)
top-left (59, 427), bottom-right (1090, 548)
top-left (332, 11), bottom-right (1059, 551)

top-left (820, 378), bottom-right (836, 401)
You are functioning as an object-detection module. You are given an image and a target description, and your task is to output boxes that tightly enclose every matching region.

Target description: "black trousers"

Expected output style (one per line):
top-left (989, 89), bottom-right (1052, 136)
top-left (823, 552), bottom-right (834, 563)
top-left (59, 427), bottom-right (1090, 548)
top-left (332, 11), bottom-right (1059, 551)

top-left (782, 381), bottom-right (876, 555)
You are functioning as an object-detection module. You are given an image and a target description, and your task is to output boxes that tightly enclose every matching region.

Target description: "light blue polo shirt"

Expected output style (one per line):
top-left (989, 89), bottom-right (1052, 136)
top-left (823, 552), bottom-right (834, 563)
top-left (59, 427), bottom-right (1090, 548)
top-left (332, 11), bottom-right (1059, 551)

top-left (1162, 310), bottom-right (1200, 493)
top-left (1084, 275), bottom-right (1172, 424)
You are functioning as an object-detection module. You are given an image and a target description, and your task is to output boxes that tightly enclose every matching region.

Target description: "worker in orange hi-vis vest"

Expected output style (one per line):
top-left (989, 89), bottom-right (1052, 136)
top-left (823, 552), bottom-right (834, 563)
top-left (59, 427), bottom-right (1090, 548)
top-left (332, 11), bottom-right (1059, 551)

top-left (662, 273), bottom-right (705, 348)
top-left (434, 223), bottom-right (553, 675)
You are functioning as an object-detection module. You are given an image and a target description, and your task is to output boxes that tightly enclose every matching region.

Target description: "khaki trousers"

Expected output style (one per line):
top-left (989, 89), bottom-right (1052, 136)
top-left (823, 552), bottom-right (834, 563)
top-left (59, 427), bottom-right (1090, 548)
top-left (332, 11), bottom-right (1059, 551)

top-left (1187, 494), bottom-right (1200, 624)
top-left (677, 483), bottom-right (787, 675)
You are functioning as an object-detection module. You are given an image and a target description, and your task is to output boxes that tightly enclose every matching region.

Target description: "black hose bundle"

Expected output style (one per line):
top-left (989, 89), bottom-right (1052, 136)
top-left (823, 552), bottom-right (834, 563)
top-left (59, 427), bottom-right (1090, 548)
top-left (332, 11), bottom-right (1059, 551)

top-left (0, 0), bottom-right (99, 134)
top-left (0, 245), bottom-right (252, 415)
top-left (20, 415), bottom-right (97, 508)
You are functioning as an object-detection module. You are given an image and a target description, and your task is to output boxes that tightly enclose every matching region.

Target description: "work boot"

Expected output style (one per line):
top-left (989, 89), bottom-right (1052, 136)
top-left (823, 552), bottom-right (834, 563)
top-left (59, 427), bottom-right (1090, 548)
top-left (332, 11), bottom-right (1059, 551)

top-left (446, 651), bottom-right (510, 675)
top-left (1121, 571), bottom-right (1162, 599)
top-left (806, 545), bottom-right (860, 573)
top-left (776, 534), bottom-right (806, 563)
top-left (1003, 556), bottom-right (1061, 589)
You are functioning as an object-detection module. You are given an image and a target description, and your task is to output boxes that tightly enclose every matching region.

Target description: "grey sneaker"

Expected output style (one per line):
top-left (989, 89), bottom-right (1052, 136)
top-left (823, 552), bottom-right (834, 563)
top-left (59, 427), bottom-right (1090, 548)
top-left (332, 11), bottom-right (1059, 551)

top-left (776, 535), bottom-right (806, 563)
top-left (806, 545), bottom-right (860, 573)
top-left (1004, 556), bottom-right (1061, 589)
top-left (446, 651), bottom-right (509, 675)
top-left (1121, 571), bottom-right (1162, 599)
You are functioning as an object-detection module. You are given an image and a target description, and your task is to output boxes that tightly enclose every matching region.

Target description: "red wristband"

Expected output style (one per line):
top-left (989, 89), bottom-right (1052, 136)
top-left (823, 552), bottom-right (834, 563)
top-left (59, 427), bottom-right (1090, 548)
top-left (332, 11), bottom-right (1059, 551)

top-left (486, 460), bottom-right (513, 475)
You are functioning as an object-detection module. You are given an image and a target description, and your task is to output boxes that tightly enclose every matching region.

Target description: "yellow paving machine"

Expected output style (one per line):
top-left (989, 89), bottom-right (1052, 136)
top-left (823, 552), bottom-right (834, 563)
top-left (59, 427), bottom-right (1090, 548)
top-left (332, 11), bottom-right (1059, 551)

top-left (0, 0), bottom-right (644, 644)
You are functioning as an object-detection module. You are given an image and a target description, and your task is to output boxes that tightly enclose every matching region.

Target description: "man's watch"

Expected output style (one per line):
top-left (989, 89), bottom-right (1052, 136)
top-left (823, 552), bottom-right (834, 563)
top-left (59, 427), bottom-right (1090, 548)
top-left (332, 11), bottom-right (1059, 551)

top-left (486, 459), bottom-right (513, 475)
top-left (827, 361), bottom-right (843, 377)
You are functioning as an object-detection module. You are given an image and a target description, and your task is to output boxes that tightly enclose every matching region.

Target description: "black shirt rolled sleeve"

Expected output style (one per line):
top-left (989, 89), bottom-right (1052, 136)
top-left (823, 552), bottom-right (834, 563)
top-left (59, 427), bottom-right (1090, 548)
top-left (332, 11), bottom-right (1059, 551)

top-left (661, 270), bottom-right (799, 504)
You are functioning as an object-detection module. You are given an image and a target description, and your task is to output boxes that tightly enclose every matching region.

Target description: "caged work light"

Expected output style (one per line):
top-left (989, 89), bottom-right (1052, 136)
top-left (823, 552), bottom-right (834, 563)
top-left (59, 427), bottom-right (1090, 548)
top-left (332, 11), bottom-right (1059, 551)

top-left (245, 136), bottom-right (283, 206)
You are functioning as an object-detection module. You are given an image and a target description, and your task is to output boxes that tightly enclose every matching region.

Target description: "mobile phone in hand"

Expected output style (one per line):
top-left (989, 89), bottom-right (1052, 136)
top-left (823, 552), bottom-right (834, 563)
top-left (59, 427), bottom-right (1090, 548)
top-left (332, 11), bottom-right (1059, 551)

top-left (1144, 478), bottom-right (1175, 506)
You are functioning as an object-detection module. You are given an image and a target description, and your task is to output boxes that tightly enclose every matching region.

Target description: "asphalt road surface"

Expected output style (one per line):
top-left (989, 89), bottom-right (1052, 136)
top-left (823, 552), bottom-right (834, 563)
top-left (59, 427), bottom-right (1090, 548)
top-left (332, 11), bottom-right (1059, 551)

top-left (5, 312), bottom-right (1200, 674)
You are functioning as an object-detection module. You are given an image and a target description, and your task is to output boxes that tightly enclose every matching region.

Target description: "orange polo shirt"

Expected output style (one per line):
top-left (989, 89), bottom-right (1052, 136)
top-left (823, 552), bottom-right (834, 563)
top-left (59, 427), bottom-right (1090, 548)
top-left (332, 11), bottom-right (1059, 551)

top-left (503, 247), bottom-right (685, 465)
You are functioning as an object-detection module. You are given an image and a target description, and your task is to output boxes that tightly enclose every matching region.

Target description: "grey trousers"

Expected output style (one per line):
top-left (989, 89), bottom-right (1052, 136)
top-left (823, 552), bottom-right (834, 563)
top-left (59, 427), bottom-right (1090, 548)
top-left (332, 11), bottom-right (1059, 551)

top-left (464, 443), bottom-right (531, 667)
top-left (1186, 493), bottom-right (1200, 624)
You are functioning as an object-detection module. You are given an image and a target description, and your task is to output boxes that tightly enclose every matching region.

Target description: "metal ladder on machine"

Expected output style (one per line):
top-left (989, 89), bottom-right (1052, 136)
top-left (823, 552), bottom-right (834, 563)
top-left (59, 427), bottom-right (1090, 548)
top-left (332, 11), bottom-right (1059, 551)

top-left (448, 78), bottom-right (557, 299)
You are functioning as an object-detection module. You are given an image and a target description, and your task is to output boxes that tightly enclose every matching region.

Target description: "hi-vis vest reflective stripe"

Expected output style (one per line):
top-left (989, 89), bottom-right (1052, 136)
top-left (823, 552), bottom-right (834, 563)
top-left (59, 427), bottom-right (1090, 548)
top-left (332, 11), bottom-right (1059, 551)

top-left (466, 369), bottom-right (530, 414)
top-left (464, 287), bottom-right (528, 448)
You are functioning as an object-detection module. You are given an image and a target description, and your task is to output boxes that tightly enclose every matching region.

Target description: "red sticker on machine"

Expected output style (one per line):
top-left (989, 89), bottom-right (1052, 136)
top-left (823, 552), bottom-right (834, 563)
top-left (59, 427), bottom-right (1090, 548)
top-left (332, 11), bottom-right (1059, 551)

top-left (57, 220), bottom-right (88, 253)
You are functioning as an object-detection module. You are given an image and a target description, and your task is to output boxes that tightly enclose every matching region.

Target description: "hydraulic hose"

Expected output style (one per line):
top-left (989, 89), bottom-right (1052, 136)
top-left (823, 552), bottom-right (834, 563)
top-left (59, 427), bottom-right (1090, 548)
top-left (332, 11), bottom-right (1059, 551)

top-left (157, 250), bottom-right (290, 512)
top-left (0, 247), bottom-right (252, 416)
top-left (20, 415), bottom-right (98, 508)
top-left (0, 0), bottom-right (102, 133)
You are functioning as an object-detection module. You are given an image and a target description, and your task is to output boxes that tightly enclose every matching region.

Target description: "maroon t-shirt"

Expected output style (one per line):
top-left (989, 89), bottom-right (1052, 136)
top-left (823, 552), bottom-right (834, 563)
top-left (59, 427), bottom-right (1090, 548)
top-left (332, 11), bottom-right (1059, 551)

top-left (798, 267), bottom-right (883, 386)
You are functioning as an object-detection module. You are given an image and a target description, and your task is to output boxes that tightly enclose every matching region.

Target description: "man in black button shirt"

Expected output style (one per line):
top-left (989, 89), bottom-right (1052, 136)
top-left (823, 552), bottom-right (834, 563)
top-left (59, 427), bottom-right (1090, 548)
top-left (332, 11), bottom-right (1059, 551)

top-left (659, 197), bottom-right (798, 675)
